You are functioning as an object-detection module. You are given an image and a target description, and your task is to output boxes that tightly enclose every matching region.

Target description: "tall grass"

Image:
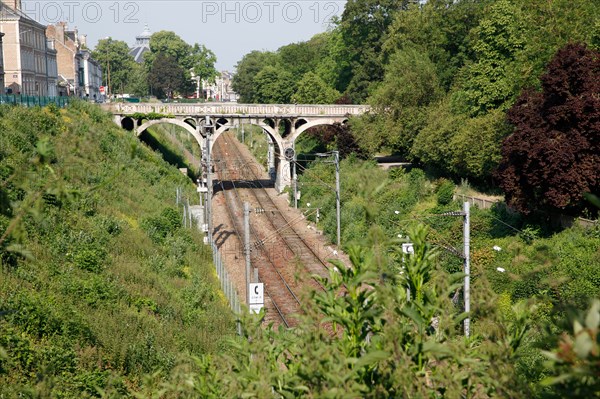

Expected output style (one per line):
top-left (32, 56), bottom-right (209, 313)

top-left (0, 101), bottom-right (235, 396)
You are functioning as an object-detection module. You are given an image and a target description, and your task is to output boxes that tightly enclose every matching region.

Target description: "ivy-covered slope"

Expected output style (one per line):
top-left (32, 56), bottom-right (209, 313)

top-left (0, 102), bottom-right (234, 396)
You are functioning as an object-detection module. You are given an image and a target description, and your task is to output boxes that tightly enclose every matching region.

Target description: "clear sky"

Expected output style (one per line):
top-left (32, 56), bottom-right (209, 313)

top-left (21, 0), bottom-right (347, 70)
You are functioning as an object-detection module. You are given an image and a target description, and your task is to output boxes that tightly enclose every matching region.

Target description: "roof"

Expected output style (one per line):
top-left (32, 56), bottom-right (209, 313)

top-left (0, 3), bottom-right (46, 28)
top-left (129, 24), bottom-right (151, 63)
top-left (129, 45), bottom-right (149, 63)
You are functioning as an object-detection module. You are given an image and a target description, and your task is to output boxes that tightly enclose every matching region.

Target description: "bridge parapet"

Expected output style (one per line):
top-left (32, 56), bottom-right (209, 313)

top-left (103, 102), bottom-right (370, 118)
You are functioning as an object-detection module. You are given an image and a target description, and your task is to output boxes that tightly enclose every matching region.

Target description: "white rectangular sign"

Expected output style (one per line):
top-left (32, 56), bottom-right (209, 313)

top-left (249, 283), bottom-right (264, 305)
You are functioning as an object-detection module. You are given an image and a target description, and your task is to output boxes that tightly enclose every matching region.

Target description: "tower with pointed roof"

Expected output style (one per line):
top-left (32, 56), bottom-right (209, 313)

top-left (129, 25), bottom-right (151, 63)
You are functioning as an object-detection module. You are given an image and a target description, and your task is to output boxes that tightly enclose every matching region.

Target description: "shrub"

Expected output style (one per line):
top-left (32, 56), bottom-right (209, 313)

top-left (436, 179), bottom-right (455, 205)
top-left (73, 246), bottom-right (107, 273)
top-left (141, 206), bottom-right (181, 243)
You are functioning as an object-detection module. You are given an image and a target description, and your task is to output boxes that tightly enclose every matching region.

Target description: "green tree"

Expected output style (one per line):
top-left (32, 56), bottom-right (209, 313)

top-left (292, 72), bottom-right (340, 104)
top-left (411, 100), bottom-right (465, 172)
top-left (125, 62), bottom-right (148, 97)
top-left (190, 43), bottom-right (218, 85)
top-left (365, 47), bottom-right (442, 155)
top-left (92, 38), bottom-right (136, 97)
top-left (339, 0), bottom-right (414, 101)
top-left (145, 30), bottom-right (193, 69)
top-left (314, 28), bottom-right (352, 93)
top-left (144, 31), bottom-right (217, 94)
top-left (252, 65), bottom-right (295, 104)
top-left (278, 34), bottom-right (330, 81)
top-left (383, 0), bottom-right (488, 91)
top-left (147, 53), bottom-right (187, 99)
top-left (448, 108), bottom-right (511, 181)
top-left (232, 51), bottom-right (278, 103)
top-left (451, 0), bottom-right (527, 116)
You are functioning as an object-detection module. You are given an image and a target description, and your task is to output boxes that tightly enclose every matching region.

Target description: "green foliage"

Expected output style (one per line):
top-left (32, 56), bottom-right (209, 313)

top-left (366, 47), bottom-right (443, 155)
top-left (91, 38), bottom-right (137, 95)
top-left (126, 62), bottom-right (149, 97)
top-left (542, 299), bottom-right (600, 397)
top-left (452, 0), bottom-right (526, 116)
top-left (151, 224), bottom-right (544, 397)
top-left (292, 72), bottom-right (341, 104)
top-left (231, 51), bottom-right (279, 103)
top-left (93, 31), bottom-right (217, 99)
top-left (252, 65), bottom-right (296, 104)
top-left (148, 53), bottom-right (189, 99)
top-left (144, 30), bottom-right (218, 89)
top-left (435, 179), bottom-right (455, 206)
top-left (0, 102), bottom-right (234, 395)
top-left (339, 0), bottom-right (412, 101)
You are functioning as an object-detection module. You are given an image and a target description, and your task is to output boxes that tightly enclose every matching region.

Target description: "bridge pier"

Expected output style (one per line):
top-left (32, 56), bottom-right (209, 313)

top-left (266, 134), bottom-right (276, 182)
top-left (275, 157), bottom-right (292, 193)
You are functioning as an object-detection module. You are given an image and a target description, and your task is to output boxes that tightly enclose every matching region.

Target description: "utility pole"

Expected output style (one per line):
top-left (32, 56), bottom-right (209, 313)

top-left (315, 151), bottom-right (342, 248)
top-left (435, 201), bottom-right (471, 336)
top-left (293, 151), bottom-right (298, 209)
top-left (244, 201), bottom-right (251, 305)
top-left (241, 119), bottom-right (245, 143)
top-left (334, 150), bottom-right (341, 248)
top-left (205, 116), bottom-right (213, 243)
top-left (463, 201), bottom-right (471, 337)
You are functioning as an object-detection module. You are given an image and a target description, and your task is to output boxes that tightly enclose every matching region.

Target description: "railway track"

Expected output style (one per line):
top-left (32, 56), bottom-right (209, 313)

top-left (221, 132), bottom-right (334, 278)
top-left (213, 137), bottom-right (303, 328)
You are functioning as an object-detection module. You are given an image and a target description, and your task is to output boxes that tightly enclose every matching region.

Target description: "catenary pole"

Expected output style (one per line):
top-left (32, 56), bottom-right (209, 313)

top-left (463, 201), bottom-right (470, 337)
top-left (334, 151), bottom-right (341, 248)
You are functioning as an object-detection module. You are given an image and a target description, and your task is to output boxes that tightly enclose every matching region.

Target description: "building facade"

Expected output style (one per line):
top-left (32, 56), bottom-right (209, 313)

top-left (80, 49), bottom-right (102, 100)
top-left (0, 32), bottom-right (5, 90)
top-left (202, 70), bottom-right (239, 102)
top-left (46, 22), bottom-right (101, 99)
top-left (46, 22), bottom-right (80, 96)
top-left (0, 0), bottom-right (58, 96)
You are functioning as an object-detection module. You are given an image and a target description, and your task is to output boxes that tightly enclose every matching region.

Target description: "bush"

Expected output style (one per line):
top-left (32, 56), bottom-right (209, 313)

top-left (436, 179), bottom-right (455, 205)
top-left (141, 207), bottom-right (181, 243)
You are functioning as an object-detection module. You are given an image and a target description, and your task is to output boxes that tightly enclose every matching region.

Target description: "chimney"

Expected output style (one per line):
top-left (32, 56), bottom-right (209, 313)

top-left (56, 22), bottom-right (66, 44)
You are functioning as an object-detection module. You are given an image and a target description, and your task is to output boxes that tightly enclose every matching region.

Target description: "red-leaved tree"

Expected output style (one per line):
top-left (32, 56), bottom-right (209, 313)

top-left (496, 43), bottom-right (600, 214)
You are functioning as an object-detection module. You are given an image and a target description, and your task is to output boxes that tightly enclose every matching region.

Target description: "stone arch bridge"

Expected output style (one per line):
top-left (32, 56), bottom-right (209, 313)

top-left (104, 102), bottom-right (370, 191)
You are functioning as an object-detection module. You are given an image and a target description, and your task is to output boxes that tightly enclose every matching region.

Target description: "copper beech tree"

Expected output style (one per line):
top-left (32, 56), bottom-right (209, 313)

top-left (497, 43), bottom-right (600, 214)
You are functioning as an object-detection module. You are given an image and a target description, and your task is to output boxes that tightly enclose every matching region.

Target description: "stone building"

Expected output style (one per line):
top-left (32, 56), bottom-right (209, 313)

top-left (80, 48), bottom-right (102, 100)
top-left (0, 32), bottom-right (5, 90)
top-left (45, 23), bottom-right (101, 99)
top-left (202, 70), bottom-right (239, 102)
top-left (0, 0), bottom-right (58, 96)
top-left (46, 22), bottom-right (80, 96)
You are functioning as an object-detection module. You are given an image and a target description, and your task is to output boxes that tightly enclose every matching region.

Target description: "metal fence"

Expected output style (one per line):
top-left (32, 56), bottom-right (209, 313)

top-left (178, 188), bottom-right (242, 327)
top-left (211, 240), bottom-right (242, 316)
top-left (0, 95), bottom-right (70, 108)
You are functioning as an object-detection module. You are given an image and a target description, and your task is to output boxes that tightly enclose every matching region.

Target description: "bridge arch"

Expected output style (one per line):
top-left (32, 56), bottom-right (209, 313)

top-left (289, 118), bottom-right (344, 143)
top-left (209, 118), bottom-right (283, 156)
top-left (136, 118), bottom-right (203, 150)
